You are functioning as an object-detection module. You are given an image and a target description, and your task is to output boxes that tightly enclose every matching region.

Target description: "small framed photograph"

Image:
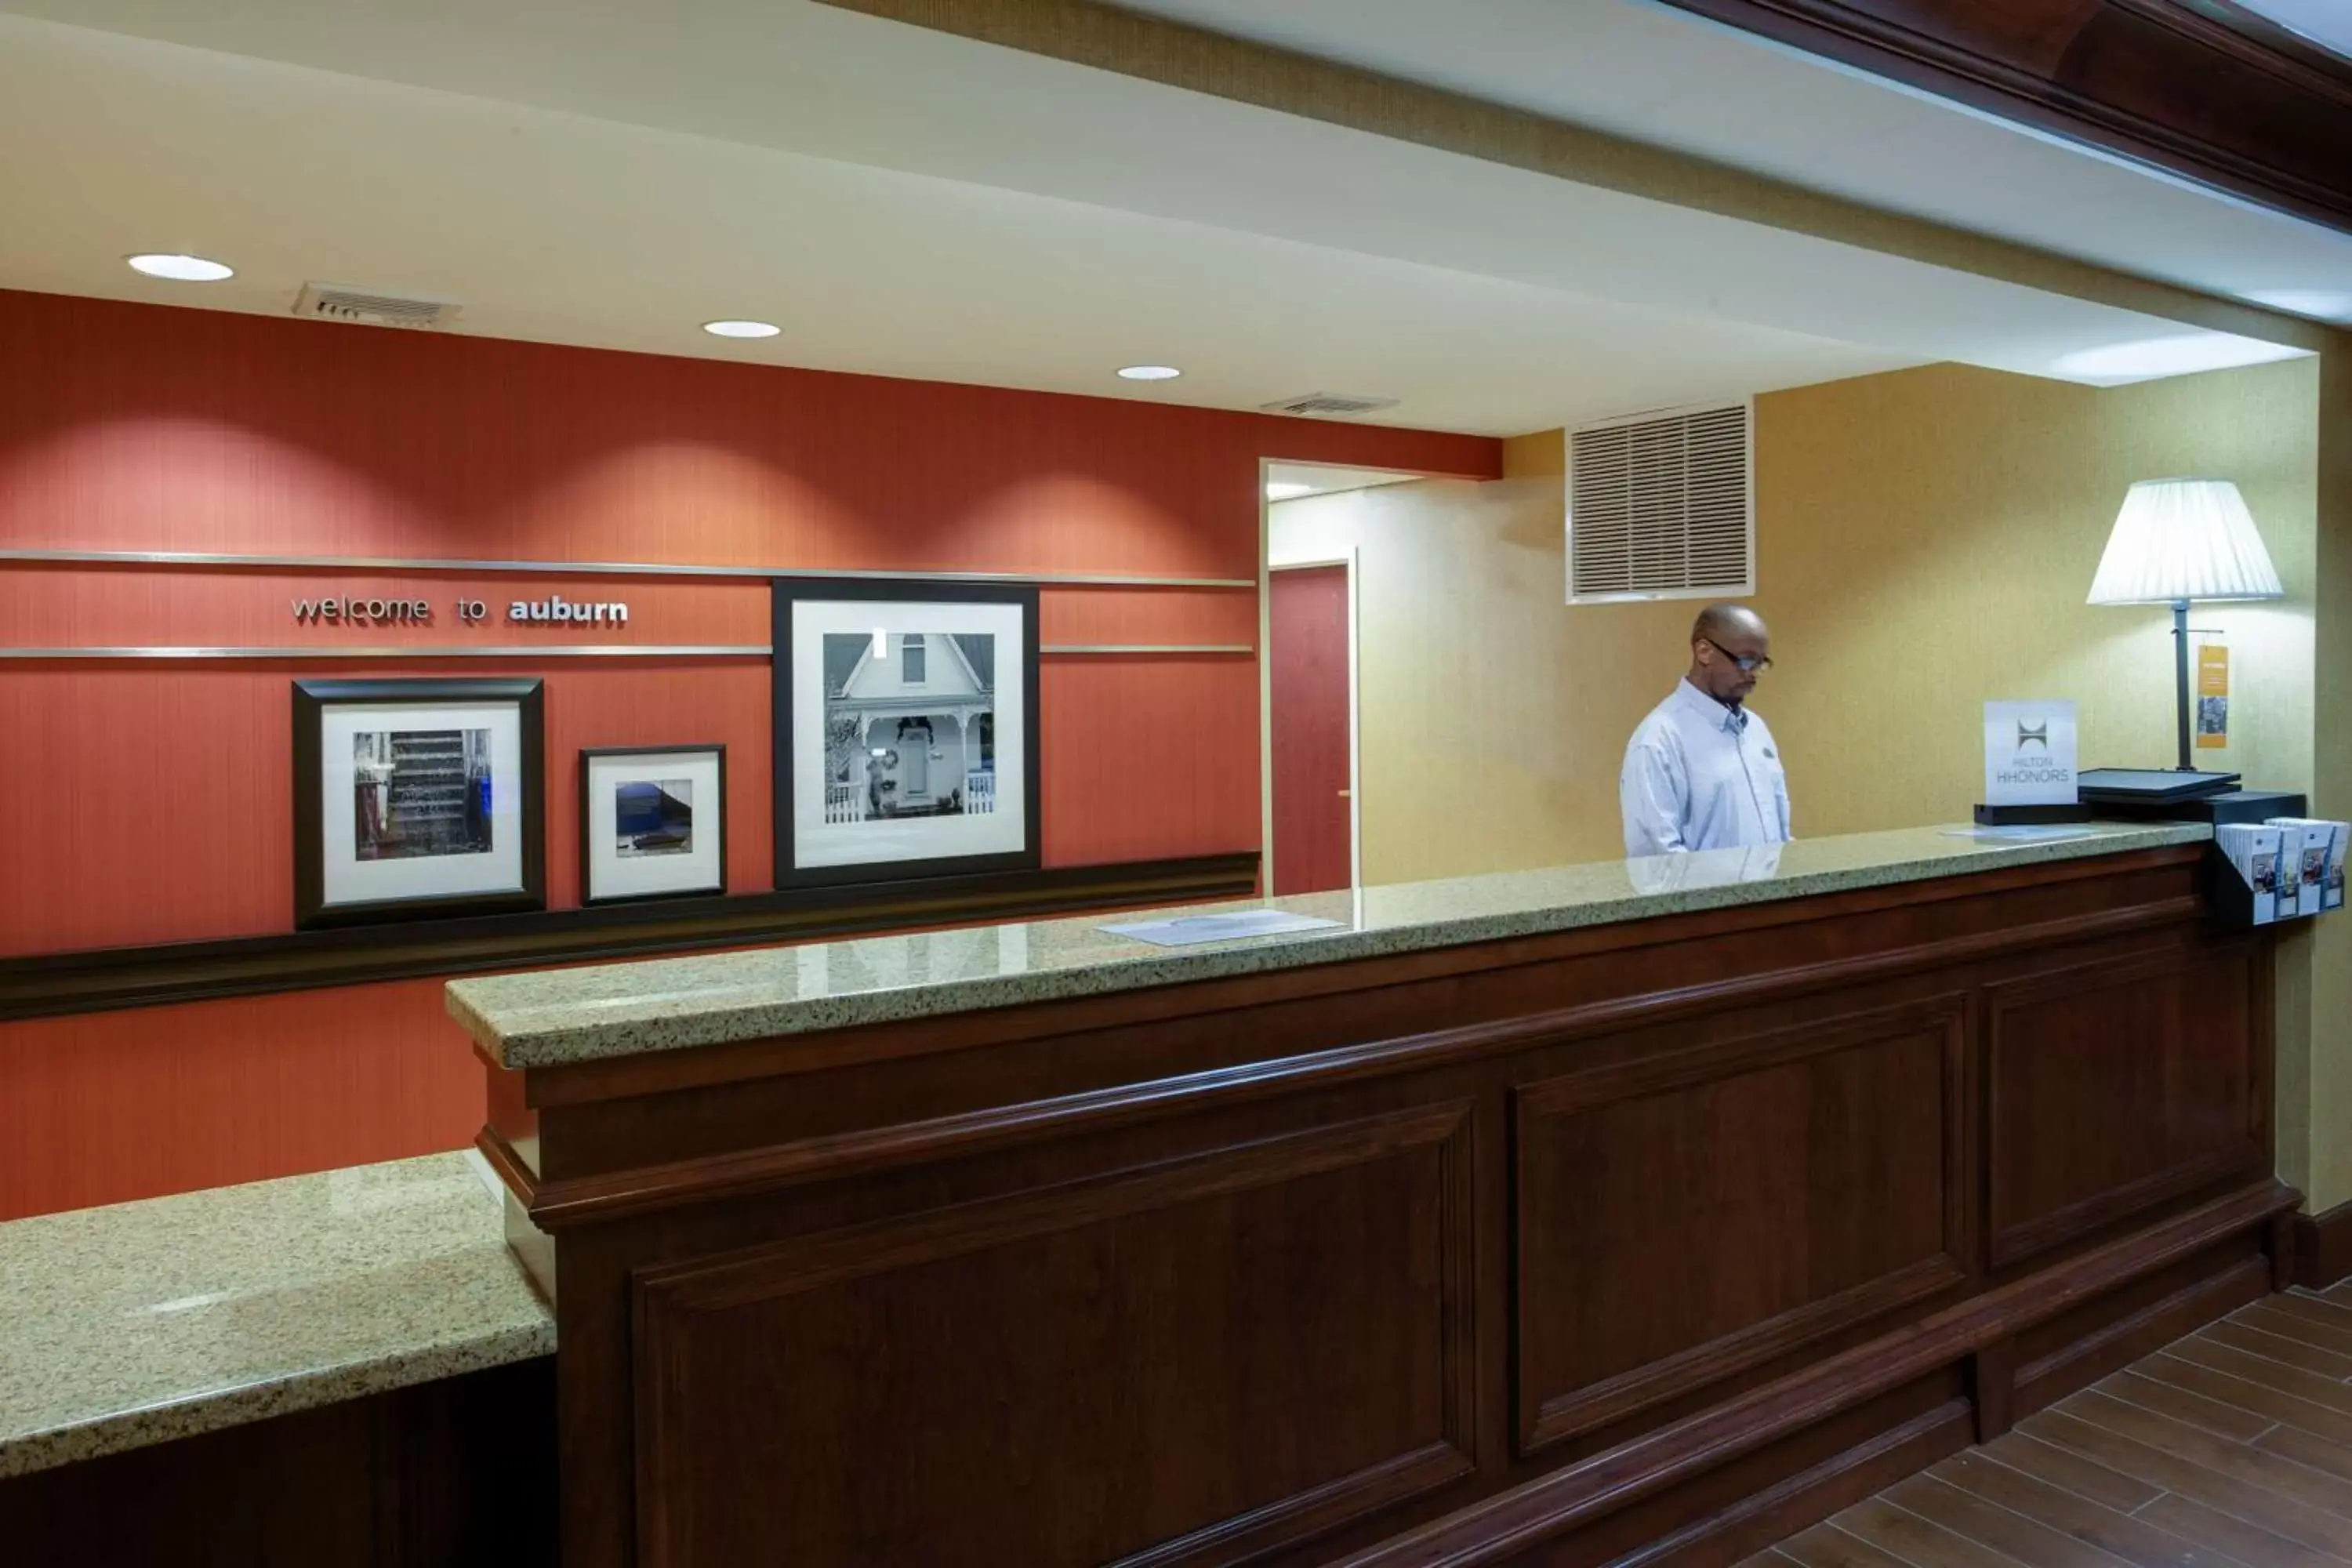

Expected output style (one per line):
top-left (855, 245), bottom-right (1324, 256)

top-left (580, 746), bottom-right (727, 905)
top-left (292, 679), bottom-right (545, 928)
top-left (773, 578), bottom-right (1040, 889)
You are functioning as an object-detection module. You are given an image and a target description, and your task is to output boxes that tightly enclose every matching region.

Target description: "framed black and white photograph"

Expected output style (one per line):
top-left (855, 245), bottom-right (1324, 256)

top-left (773, 578), bottom-right (1040, 888)
top-left (292, 678), bottom-right (545, 928)
top-left (580, 745), bottom-right (727, 905)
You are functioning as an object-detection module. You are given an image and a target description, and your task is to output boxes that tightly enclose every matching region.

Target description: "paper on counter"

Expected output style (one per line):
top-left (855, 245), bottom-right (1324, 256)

top-left (1099, 910), bottom-right (1345, 947)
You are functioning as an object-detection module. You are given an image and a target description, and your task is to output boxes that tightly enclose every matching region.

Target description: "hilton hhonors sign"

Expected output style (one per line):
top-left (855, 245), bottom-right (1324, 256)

top-left (1983, 699), bottom-right (2079, 807)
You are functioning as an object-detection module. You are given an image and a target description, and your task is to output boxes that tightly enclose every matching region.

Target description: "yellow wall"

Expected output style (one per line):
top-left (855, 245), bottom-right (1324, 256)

top-left (1758, 359), bottom-right (2318, 836)
top-left (1272, 357), bottom-right (2319, 887)
top-left (2299, 338), bottom-right (2352, 1209)
top-left (1270, 463), bottom-right (1674, 883)
top-left (1274, 352), bottom-right (2336, 1201)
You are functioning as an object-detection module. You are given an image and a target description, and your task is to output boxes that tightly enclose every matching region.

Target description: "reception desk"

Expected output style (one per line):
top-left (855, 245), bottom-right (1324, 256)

top-left (453, 823), bottom-right (2292, 1568)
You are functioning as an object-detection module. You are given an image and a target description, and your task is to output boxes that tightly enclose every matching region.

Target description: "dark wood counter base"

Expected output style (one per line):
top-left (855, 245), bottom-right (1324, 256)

top-left (0, 1359), bottom-right (558, 1568)
top-left (485, 842), bottom-right (2290, 1566)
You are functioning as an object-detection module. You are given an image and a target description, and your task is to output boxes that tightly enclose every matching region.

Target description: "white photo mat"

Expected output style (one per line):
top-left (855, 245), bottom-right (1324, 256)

top-left (585, 749), bottom-right (725, 901)
top-left (318, 700), bottom-right (527, 909)
top-left (790, 597), bottom-right (1029, 870)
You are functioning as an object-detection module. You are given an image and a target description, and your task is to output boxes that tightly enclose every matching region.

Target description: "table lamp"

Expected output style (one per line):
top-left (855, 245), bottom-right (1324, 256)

top-left (2082, 477), bottom-right (2282, 800)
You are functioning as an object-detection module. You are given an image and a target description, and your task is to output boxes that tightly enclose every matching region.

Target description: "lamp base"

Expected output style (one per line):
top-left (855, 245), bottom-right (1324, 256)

top-left (2078, 767), bottom-right (2240, 804)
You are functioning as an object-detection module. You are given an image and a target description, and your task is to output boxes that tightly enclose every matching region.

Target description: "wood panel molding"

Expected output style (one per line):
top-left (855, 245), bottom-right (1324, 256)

top-left (1984, 944), bottom-right (2264, 1268)
top-left (525, 855), bottom-right (2201, 1108)
top-left (630, 1105), bottom-right (1476, 1567)
top-left (503, 845), bottom-right (2275, 1566)
top-left (1330, 1179), bottom-right (2294, 1568)
top-left (0, 851), bottom-right (1258, 1022)
top-left (513, 895), bottom-right (2190, 1228)
top-left (1514, 998), bottom-right (1973, 1452)
top-left (1647, 0), bottom-right (2352, 232)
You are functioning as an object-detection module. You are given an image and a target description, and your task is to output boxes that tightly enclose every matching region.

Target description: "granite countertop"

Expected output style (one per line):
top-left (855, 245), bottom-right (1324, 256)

top-left (450, 822), bottom-right (2211, 1070)
top-left (0, 1152), bottom-right (555, 1479)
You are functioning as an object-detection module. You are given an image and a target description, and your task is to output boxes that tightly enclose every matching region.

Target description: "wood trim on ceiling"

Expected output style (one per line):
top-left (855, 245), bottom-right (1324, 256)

top-left (1646, 0), bottom-right (2352, 234)
top-left (0, 851), bottom-right (1261, 1023)
top-left (811, 0), bottom-right (2335, 346)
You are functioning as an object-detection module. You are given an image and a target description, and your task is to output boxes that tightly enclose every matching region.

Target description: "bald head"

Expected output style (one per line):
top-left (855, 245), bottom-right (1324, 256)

top-left (1693, 603), bottom-right (1766, 648)
top-left (1688, 602), bottom-right (1771, 706)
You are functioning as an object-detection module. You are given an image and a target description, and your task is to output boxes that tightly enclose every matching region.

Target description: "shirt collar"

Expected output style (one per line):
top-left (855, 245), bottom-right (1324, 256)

top-left (1675, 677), bottom-right (1748, 735)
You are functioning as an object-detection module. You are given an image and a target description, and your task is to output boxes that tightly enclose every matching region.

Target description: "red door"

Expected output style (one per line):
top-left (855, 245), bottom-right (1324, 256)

top-left (1270, 564), bottom-right (1352, 895)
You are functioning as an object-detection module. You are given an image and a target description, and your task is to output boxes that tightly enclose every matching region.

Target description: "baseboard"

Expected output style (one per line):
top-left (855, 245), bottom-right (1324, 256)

top-left (1329, 1181), bottom-right (2288, 1568)
top-left (2295, 1200), bottom-right (2352, 1289)
top-left (1610, 1399), bottom-right (1973, 1568)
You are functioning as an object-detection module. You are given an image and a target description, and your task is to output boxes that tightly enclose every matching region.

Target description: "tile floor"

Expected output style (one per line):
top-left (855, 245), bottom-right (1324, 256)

top-left (1745, 1283), bottom-right (2352, 1568)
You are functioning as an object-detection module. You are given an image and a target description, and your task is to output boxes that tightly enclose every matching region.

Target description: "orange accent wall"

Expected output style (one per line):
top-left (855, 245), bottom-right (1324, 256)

top-left (1037, 586), bottom-right (1258, 646)
top-left (0, 289), bottom-right (1495, 570)
top-left (0, 982), bottom-right (478, 1221)
top-left (0, 568), bottom-right (770, 650)
top-left (0, 287), bottom-right (1500, 1219)
top-left (0, 658), bottom-right (774, 955)
top-left (1040, 655), bottom-right (1265, 866)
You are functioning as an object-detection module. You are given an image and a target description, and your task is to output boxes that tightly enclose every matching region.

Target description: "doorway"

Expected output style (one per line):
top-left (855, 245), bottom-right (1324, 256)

top-left (1268, 560), bottom-right (1356, 895)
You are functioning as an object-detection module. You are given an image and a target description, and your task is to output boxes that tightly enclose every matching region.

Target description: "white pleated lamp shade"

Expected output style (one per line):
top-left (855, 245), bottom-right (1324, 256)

top-left (2086, 478), bottom-right (2284, 605)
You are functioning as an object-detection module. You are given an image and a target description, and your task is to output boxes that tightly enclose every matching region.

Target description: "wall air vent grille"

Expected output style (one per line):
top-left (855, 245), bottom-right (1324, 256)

top-left (1259, 392), bottom-right (1400, 419)
top-left (1568, 400), bottom-right (1753, 604)
top-left (293, 283), bottom-right (463, 330)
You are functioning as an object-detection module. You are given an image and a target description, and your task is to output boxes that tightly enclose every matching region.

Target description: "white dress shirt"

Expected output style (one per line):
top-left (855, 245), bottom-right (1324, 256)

top-left (1620, 678), bottom-right (1792, 857)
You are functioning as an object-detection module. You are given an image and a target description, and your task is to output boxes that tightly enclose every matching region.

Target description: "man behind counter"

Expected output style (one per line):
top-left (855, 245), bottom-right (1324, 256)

top-left (1620, 603), bottom-right (1792, 857)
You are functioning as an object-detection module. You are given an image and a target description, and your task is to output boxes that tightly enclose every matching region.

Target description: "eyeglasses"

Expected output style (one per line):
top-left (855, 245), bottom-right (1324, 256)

top-left (1699, 637), bottom-right (1773, 673)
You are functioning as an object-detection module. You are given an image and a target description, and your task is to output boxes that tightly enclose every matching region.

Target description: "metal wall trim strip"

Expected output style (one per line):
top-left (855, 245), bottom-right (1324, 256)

top-left (0, 645), bottom-right (772, 660)
top-left (5, 644), bottom-right (1250, 659)
top-left (0, 549), bottom-right (1255, 590)
top-left (1041, 644), bottom-right (1256, 655)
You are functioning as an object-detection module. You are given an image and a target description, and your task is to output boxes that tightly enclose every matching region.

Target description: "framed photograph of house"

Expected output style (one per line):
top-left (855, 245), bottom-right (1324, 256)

top-left (772, 578), bottom-right (1040, 888)
top-left (292, 678), bottom-right (545, 928)
top-left (580, 745), bottom-right (727, 905)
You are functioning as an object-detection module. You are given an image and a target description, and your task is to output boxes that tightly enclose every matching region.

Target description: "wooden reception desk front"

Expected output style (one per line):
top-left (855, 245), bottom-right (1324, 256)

top-left (454, 823), bottom-right (2292, 1568)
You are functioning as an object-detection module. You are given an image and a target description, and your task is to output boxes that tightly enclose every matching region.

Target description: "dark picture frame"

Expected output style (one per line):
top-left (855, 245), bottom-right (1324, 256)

top-left (292, 678), bottom-right (546, 929)
top-left (771, 577), bottom-right (1042, 890)
top-left (579, 744), bottom-right (729, 906)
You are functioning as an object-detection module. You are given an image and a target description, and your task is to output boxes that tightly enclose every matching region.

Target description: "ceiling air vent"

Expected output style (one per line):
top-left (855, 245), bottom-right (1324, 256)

top-left (1568, 400), bottom-right (1753, 604)
top-left (292, 283), bottom-right (463, 330)
top-left (1259, 392), bottom-right (1400, 419)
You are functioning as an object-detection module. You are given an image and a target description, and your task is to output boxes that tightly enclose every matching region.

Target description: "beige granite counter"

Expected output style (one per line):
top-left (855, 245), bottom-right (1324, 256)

top-left (450, 822), bottom-right (2210, 1070)
top-left (0, 1152), bottom-right (555, 1479)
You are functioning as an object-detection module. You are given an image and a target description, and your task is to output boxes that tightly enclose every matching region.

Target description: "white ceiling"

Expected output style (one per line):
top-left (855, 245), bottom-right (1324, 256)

top-left (2234, 0), bottom-right (2352, 59)
top-left (1112, 0), bottom-right (2352, 327)
top-left (0, 0), bottom-right (2321, 439)
top-left (1265, 463), bottom-right (1424, 499)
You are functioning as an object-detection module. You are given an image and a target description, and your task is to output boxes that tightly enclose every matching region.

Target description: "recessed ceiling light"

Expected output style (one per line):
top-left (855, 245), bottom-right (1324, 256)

top-left (702, 319), bottom-right (781, 339)
top-left (2053, 332), bottom-right (2304, 383)
top-left (126, 253), bottom-right (234, 282)
top-left (2244, 289), bottom-right (2352, 321)
top-left (1116, 365), bottom-right (1181, 381)
top-left (1265, 481), bottom-right (1315, 499)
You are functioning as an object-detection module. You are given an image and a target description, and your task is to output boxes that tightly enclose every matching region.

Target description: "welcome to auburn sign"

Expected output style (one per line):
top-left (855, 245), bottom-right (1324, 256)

top-left (292, 593), bottom-right (630, 626)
